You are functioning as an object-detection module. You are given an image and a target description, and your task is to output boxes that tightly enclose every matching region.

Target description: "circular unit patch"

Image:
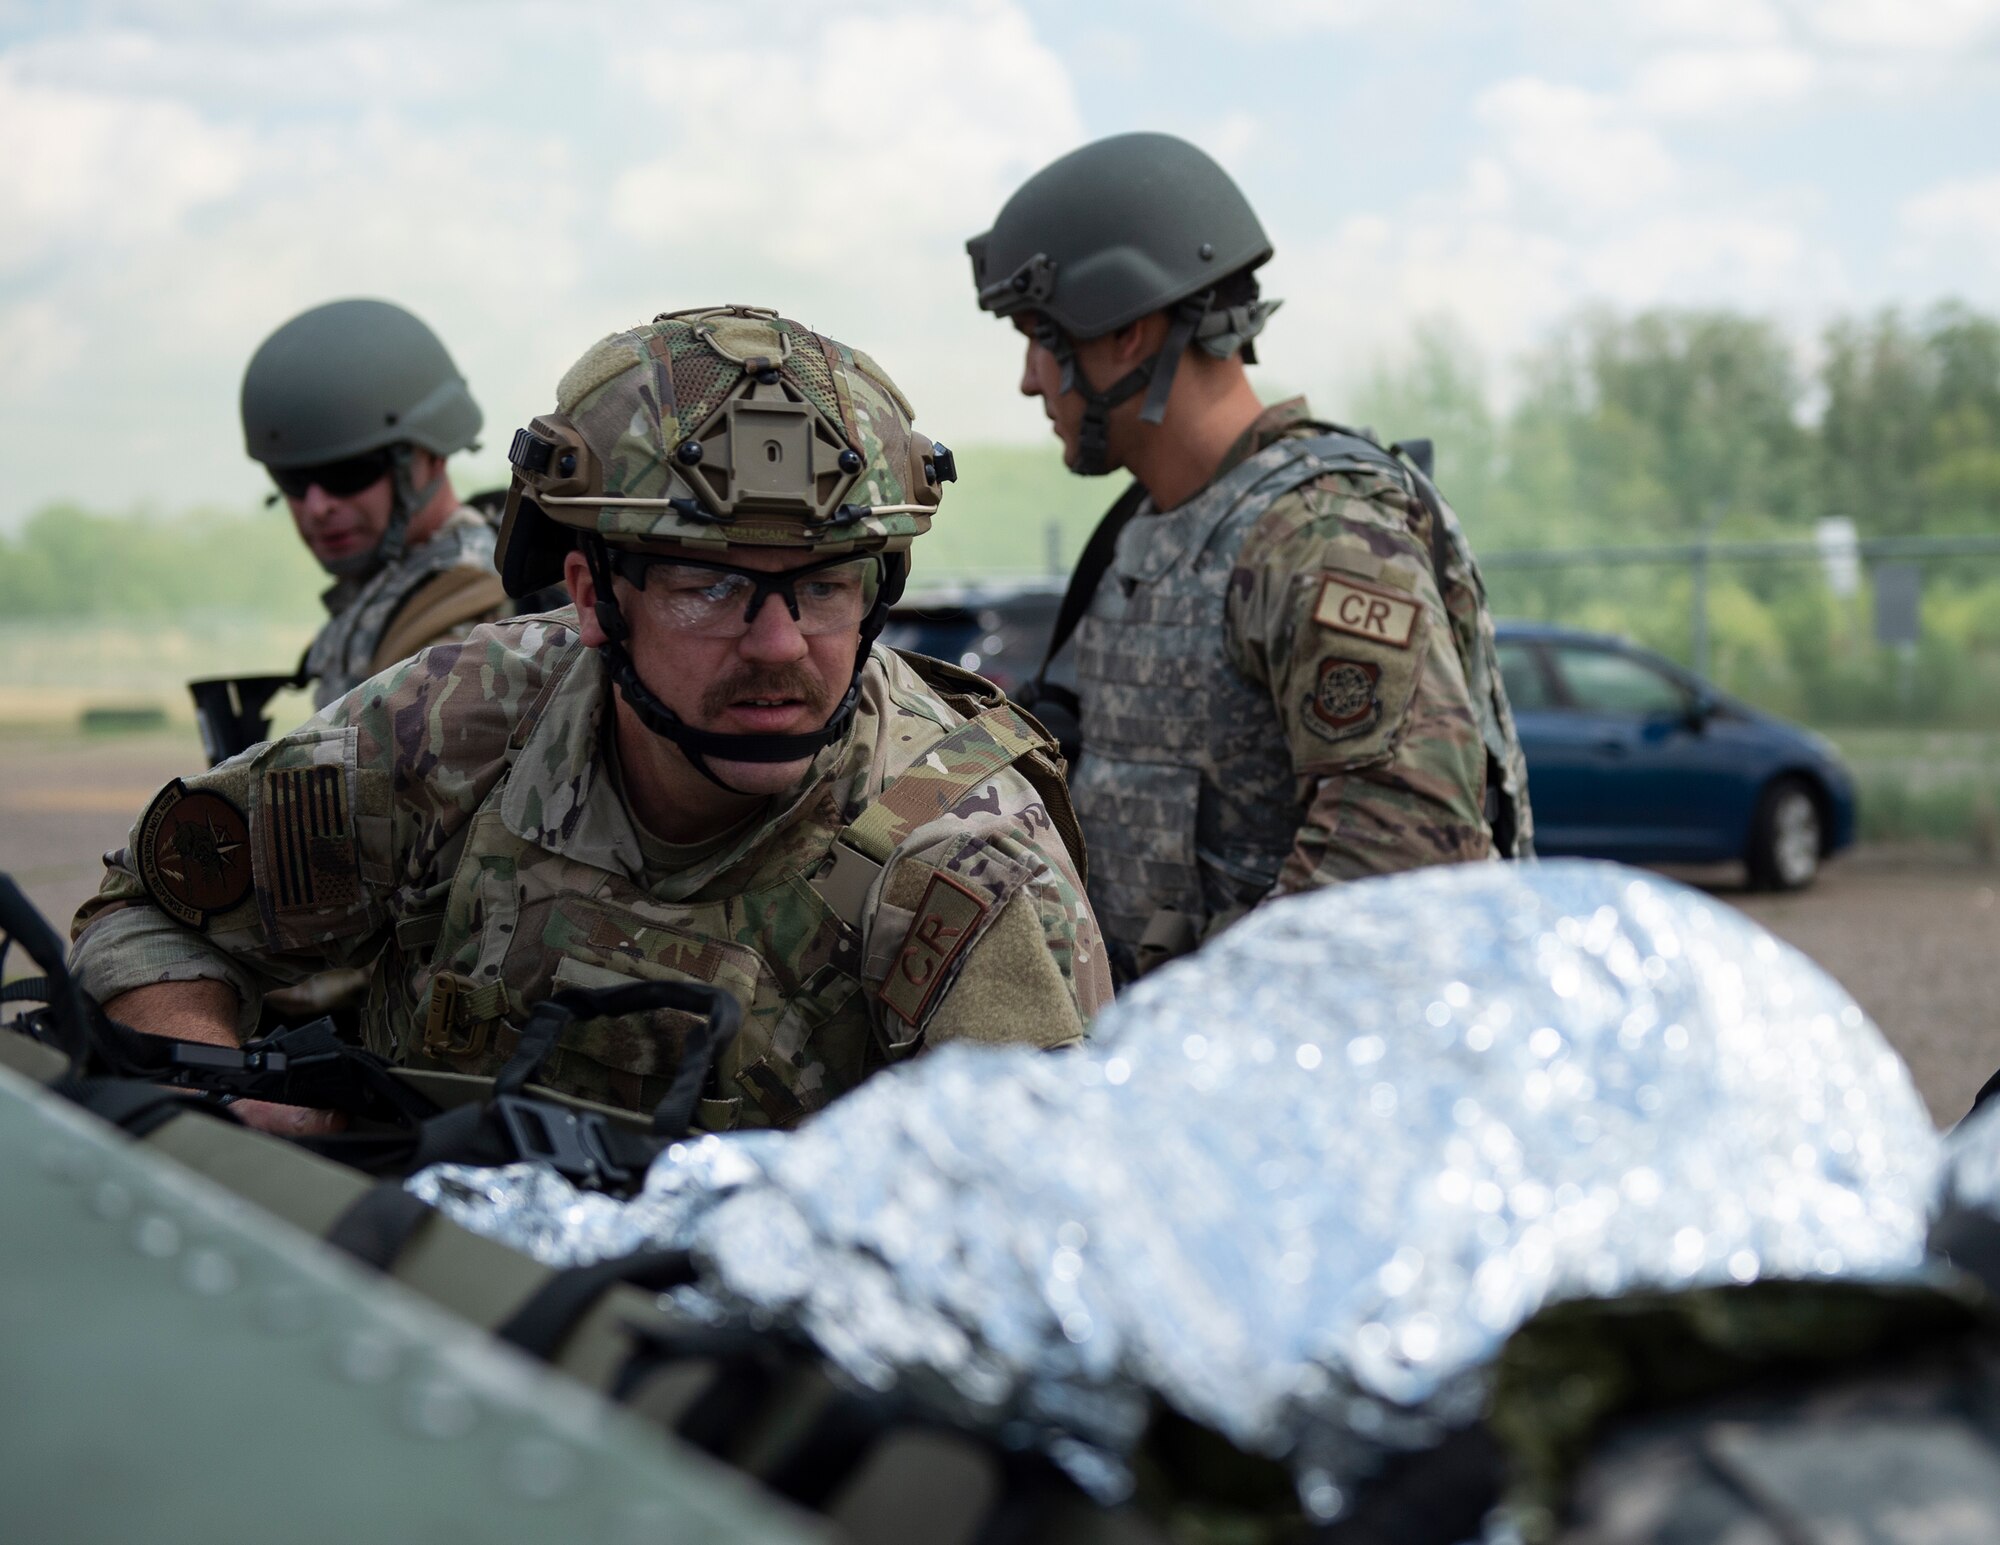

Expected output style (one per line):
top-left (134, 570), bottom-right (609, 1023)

top-left (1308, 657), bottom-right (1382, 741)
top-left (136, 778), bottom-right (254, 928)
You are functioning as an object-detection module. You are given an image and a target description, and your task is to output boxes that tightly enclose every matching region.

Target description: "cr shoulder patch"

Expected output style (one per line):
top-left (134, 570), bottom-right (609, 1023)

top-left (879, 869), bottom-right (989, 1027)
top-left (1314, 573), bottom-right (1421, 649)
top-left (136, 779), bottom-right (254, 928)
top-left (1305, 658), bottom-right (1382, 743)
top-left (265, 764), bottom-right (359, 915)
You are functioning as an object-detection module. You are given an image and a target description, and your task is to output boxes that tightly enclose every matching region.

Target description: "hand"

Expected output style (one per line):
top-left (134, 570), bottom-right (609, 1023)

top-left (226, 1099), bottom-right (348, 1137)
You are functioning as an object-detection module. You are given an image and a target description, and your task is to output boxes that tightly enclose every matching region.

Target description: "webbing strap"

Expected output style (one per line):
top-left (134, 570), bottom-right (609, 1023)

top-left (496, 1248), bottom-right (698, 1361)
top-left (323, 1180), bottom-right (434, 1273)
top-left (838, 704), bottom-right (1048, 864)
top-left (1025, 479), bottom-right (1148, 709)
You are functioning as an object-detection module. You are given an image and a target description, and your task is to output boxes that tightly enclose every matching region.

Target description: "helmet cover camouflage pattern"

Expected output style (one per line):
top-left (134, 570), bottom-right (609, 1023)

top-left (500, 306), bottom-right (951, 578)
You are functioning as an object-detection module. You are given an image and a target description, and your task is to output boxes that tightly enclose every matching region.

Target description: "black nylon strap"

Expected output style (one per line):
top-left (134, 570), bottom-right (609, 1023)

top-left (1, 873), bottom-right (99, 1075)
top-left (1, 976), bottom-right (50, 1003)
top-left (1022, 479), bottom-right (1148, 713)
top-left (1307, 1422), bottom-right (1502, 1544)
top-left (496, 1248), bottom-right (698, 1361)
top-left (323, 1180), bottom-right (435, 1272)
top-left (1136, 295), bottom-right (1210, 426)
top-left (1930, 1205), bottom-right (2000, 1300)
top-left (58, 1078), bottom-right (233, 1139)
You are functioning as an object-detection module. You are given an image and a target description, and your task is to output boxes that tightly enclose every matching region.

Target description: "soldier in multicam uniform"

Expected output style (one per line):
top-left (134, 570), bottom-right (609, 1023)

top-left (969, 133), bottom-right (1533, 982)
top-left (242, 298), bottom-right (513, 709)
top-left (73, 305), bottom-right (1110, 1134)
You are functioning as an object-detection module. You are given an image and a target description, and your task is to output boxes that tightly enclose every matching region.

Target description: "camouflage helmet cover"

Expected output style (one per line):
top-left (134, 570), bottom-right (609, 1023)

top-left (240, 298), bottom-right (482, 468)
top-left (498, 306), bottom-right (952, 593)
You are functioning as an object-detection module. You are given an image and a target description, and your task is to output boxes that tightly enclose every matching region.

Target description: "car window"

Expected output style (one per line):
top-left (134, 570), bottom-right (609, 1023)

top-left (1496, 642), bottom-right (1555, 710)
top-left (1552, 648), bottom-right (1689, 716)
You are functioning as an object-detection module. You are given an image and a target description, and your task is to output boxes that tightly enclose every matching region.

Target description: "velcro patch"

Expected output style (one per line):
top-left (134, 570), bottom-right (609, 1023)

top-left (1305, 658), bottom-right (1383, 742)
top-left (265, 764), bottom-right (358, 915)
top-left (136, 779), bottom-right (254, 928)
top-left (1314, 574), bottom-right (1420, 648)
top-left (878, 870), bottom-right (989, 1027)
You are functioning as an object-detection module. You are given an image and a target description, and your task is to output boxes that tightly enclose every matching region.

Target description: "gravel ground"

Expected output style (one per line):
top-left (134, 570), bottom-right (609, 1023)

top-left (4, 727), bottom-right (1995, 1124)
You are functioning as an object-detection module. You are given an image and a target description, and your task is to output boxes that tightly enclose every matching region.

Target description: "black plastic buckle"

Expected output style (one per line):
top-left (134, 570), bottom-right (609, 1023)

top-left (494, 1095), bottom-right (629, 1188)
top-left (165, 1040), bottom-right (290, 1091)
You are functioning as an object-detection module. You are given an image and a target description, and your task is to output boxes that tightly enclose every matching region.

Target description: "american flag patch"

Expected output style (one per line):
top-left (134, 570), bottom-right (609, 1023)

top-left (265, 764), bottom-right (356, 913)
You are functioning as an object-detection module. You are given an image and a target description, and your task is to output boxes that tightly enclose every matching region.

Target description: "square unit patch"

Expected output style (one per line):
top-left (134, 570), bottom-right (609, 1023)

top-left (878, 870), bottom-right (989, 1028)
top-left (1314, 574), bottom-right (1421, 649)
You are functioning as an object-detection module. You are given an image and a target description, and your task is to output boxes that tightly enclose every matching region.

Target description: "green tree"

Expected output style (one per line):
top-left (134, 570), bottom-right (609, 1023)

top-left (1820, 302), bottom-right (2000, 536)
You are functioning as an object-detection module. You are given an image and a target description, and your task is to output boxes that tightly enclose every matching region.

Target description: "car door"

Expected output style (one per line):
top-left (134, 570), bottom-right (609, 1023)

top-left (1495, 638), bottom-right (1581, 848)
top-left (1541, 645), bottom-right (1740, 860)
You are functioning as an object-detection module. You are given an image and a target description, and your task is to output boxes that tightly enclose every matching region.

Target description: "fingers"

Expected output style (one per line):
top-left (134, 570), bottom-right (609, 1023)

top-left (230, 1099), bottom-right (349, 1136)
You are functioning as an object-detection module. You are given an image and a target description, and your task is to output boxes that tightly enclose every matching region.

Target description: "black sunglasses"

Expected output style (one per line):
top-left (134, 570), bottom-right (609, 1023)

top-left (269, 448), bottom-right (396, 501)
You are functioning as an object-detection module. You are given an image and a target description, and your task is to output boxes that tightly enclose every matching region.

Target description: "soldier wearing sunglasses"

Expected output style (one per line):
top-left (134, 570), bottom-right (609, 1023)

top-left (76, 306), bottom-right (1110, 1135)
top-left (241, 298), bottom-right (513, 709)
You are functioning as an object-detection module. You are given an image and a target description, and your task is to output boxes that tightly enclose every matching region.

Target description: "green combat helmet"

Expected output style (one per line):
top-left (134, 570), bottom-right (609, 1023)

top-left (241, 297), bottom-right (482, 578)
top-left (967, 132), bottom-right (1280, 474)
top-left (496, 303), bottom-right (957, 782)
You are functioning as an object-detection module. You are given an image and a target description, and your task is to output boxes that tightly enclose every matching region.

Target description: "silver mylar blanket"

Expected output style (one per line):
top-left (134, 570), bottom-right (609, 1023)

top-left (414, 859), bottom-right (1939, 1518)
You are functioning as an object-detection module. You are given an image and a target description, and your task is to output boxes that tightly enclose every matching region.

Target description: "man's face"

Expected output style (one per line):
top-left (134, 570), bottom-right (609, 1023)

top-left (277, 447), bottom-right (441, 572)
top-left (576, 543), bottom-right (869, 795)
top-left (1014, 316), bottom-right (1144, 473)
top-left (1014, 317), bottom-right (1085, 469)
top-left (282, 468), bottom-right (397, 572)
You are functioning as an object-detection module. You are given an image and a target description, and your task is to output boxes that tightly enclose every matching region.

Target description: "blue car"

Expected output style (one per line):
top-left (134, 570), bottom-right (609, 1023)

top-left (1496, 623), bottom-right (1856, 889)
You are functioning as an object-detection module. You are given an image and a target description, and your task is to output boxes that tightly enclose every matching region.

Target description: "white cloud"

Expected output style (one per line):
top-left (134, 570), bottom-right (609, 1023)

top-left (1632, 46), bottom-right (1816, 117)
top-left (1577, 215), bottom-right (1838, 310)
top-left (1803, 0), bottom-right (2000, 51)
top-left (1896, 175), bottom-right (2000, 282)
top-left (0, 0), bottom-right (1992, 525)
top-left (1187, 0), bottom-right (1403, 29)
top-left (0, 68), bottom-right (251, 273)
top-left (1624, 0), bottom-right (1789, 44)
top-left (0, 0), bottom-right (1087, 523)
top-left (1474, 78), bottom-right (1679, 217)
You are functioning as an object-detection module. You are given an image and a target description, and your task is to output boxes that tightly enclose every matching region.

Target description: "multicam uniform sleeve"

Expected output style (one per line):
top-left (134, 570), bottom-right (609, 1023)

top-left (867, 781), bottom-right (1112, 1054)
top-left (70, 620), bottom-right (564, 1036)
top-left (1225, 471), bottom-right (1491, 899)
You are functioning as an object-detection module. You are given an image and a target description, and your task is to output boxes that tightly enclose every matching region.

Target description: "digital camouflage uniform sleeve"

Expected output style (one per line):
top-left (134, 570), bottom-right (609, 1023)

top-left (71, 618), bottom-right (574, 1036)
top-left (1225, 467), bottom-right (1491, 898)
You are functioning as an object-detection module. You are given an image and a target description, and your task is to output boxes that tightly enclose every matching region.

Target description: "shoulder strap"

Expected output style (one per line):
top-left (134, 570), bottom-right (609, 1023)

top-left (1289, 416), bottom-right (1454, 601)
top-left (1025, 479), bottom-right (1148, 707)
top-left (812, 652), bottom-right (1089, 928)
top-left (368, 565), bottom-right (511, 676)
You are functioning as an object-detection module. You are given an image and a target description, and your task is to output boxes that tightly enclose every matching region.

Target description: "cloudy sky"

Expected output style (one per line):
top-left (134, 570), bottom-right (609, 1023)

top-left (2, 0), bottom-right (1997, 526)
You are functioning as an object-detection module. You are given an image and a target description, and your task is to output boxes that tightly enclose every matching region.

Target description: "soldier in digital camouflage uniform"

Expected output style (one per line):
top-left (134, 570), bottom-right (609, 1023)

top-left (969, 133), bottom-right (1532, 982)
top-left (243, 298), bottom-right (514, 709)
top-left (74, 305), bottom-right (1110, 1135)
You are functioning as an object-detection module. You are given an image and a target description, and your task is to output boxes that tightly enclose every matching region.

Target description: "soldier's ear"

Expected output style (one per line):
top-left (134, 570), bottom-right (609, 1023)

top-left (1111, 312), bottom-right (1169, 369)
top-left (564, 550), bottom-right (610, 648)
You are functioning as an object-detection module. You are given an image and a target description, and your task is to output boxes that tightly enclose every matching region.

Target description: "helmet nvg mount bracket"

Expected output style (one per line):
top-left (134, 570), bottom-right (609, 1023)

top-left (241, 298), bottom-right (482, 578)
top-left (967, 131), bottom-right (1280, 476)
top-left (496, 304), bottom-right (956, 788)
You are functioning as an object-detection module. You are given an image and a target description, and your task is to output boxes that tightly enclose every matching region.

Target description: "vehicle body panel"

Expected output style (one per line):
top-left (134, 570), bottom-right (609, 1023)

top-left (1497, 622), bottom-right (1857, 866)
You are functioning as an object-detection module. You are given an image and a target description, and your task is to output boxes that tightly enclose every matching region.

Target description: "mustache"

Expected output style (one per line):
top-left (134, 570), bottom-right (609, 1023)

top-left (698, 663), bottom-right (830, 720)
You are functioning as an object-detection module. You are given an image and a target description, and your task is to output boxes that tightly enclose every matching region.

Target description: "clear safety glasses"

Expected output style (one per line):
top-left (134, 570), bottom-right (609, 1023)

top-left (609, 551), bottom-right (881, 638)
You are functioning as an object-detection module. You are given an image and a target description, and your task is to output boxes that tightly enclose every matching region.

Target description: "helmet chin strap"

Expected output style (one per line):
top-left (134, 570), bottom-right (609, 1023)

top-left (320, 444), bottom-right (449, 581)
top-left (1043, 293), bottom-right (1210, 477)
top-left (581, 535), bottom-right (893, 795)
